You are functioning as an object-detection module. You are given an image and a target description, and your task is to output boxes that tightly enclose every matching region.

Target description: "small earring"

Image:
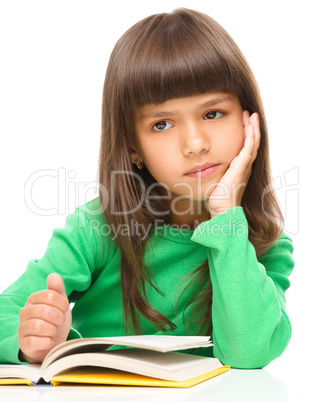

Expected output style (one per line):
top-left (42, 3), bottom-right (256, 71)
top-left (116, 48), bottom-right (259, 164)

top-left (135, 160), bottom-right (144, 170)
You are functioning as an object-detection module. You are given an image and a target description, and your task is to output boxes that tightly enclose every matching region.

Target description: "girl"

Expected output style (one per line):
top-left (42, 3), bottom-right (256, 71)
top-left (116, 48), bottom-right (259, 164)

top-left (0, 8), bottom-right (294, 369)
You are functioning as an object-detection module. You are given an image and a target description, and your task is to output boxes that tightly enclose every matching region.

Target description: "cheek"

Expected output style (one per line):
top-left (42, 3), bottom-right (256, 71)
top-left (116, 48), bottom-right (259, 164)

top-left (216, 122), bottom-right (245, 162)
top-left (232, 127), bottom-right (245, 157)
top-left (140, 143), bottom-right (175, 177)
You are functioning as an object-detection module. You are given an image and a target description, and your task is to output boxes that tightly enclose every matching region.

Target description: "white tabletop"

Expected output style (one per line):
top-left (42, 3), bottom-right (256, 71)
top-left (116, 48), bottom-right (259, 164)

top-left (0, 364), bottom-right (317, 402)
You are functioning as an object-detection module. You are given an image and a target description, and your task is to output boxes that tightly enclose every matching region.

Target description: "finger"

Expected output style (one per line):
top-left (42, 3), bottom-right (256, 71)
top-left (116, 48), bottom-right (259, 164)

top-left (20, 303), bottom-right (67, 327)
top-left (243, 113), bottom-right (259, 157)
top-left (242, 122), bottom-right (256, 158)
top-left (229, 127), bottom-right (255, 173)
top-left (249, 113), bottom-right (261, 159)
top-left (20, 335), bottom-right (55, 352)
top-left (19, 318), bottom-right (58, 338)
top-left (249, 111), bottom-right (258, 126)
top-left (47, 273), bottom-right (68, 299)
top-left (242, 110), bottom-right (250, 127)
top-left (27, 290), bottom-right (69, 313)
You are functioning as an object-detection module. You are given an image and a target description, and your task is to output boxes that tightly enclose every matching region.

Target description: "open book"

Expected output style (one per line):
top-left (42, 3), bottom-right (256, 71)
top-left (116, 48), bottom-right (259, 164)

top-left (0, 335), bottom-right (229, 387)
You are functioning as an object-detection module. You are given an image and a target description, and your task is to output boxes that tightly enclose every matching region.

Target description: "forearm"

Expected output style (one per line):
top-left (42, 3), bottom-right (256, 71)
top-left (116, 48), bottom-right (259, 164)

top-left (0, 208), bottom-right (96, 364)
top-left (191, 207), bottom-right (293, 368)
top-left (209, 236), bottom-right (291, 368)
top-left (0, 297), bottom-right (25, 364)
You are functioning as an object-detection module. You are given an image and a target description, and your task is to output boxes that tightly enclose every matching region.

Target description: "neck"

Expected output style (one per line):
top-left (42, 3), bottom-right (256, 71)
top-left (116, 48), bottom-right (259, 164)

top-left (164, 194), bottom-right (211, 230)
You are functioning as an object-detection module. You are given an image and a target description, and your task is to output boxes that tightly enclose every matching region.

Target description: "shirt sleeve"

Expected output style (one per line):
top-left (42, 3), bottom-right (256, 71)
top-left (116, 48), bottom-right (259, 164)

top-left (190, 206), bottom-right (294, 369)
top-left (0, 207), bottom-right (98, 364)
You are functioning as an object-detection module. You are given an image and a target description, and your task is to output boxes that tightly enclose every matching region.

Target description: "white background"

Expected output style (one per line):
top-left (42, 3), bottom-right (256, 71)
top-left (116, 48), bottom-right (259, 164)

top-left (0, 0), bottom-right (321, 400)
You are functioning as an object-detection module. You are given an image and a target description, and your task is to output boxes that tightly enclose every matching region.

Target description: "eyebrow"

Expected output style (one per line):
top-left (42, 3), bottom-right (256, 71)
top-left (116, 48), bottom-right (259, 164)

top-left (139, 95), bottom-right (233, 121)
top-left (200, 95), bottom-right (233, 110)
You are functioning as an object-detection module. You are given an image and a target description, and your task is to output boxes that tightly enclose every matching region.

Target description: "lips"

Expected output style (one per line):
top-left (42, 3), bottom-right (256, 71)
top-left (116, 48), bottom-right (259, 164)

top-left (185, 162), bottom-right (218, 175)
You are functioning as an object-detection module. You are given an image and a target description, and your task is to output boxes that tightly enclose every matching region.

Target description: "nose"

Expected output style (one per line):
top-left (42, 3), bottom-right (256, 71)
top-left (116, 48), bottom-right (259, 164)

top-left (181, 121), bottom-right (210, 156)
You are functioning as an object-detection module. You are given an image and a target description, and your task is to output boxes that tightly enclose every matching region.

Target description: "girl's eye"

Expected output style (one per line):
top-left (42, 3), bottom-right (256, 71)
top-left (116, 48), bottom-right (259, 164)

top-left (152, 121), bottom-right (173, 131)
top-left (204, 111), bottom-right (223, 120)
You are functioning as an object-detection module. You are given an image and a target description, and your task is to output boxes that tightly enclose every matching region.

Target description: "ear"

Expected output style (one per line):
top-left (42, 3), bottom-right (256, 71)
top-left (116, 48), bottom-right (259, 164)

top-left (129, 147), bottom-right (143, 165)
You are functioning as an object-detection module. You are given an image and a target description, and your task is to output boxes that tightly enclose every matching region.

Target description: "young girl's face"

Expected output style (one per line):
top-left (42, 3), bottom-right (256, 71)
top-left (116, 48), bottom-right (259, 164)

top-left (132, 91), bottom-right (245, 213)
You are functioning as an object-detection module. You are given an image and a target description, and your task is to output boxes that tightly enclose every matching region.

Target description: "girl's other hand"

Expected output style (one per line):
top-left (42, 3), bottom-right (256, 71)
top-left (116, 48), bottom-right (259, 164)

top-left (18, 273), bottom-right (72, 363)
top-left (207, 110), bottom-right (261, 217)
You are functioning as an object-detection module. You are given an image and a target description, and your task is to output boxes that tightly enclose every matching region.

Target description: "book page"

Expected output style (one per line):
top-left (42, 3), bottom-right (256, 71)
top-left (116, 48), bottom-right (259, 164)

top-left (0, 363), bottom-right (41, 383)
top-left (42, 335), bottom-right (212, 370)
top-left (43, 349), bottom-right (222, 382)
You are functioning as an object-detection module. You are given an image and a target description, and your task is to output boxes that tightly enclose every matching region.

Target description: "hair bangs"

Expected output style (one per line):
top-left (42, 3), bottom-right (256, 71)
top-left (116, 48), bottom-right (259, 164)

top-left (119, 10), bottom-right (242, 109)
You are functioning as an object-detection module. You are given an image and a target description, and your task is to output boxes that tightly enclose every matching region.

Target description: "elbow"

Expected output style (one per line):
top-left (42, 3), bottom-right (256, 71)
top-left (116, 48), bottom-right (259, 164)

top-left (219, 318), bottom-right (292, 369)
top-left (221, 342), bottom-right (290, 369)
top-left (224, 349), bottom-right (278, 369)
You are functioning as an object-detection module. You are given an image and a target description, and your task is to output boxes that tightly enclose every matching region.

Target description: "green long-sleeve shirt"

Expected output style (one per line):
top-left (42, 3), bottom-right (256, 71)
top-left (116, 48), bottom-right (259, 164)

top-left (0, 198), bottom-right (294, 368)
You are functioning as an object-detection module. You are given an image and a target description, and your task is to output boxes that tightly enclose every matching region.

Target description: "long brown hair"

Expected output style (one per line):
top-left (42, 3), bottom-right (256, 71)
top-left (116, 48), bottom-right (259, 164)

top-left (99, 8), bottom-right (284, 335)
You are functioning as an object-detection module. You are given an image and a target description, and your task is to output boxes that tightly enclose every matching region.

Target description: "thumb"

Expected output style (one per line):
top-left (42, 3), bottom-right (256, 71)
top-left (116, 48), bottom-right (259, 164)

top-left (47, 273), bottom-right (67, 298)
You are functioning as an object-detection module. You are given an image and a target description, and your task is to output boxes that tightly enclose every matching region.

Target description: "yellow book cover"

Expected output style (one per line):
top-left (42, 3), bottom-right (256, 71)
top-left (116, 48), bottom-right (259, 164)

top-left (0, 335), bottom-right (229, 387)
top-left (51, 366), bottom-right (230, 388)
